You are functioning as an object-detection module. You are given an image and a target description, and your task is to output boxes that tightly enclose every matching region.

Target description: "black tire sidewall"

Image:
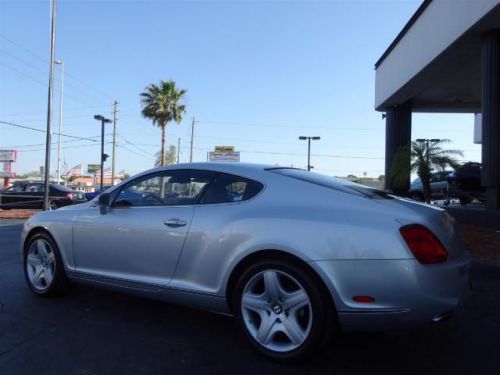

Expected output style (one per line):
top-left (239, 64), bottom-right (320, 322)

top-left (23, 232), bottom-right (69, 296)
top-left (233, 259), bottom-right (328, 362)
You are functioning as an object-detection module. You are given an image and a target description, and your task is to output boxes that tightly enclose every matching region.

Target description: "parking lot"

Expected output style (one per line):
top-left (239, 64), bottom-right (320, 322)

top-left (1, 221), bottom-right (500, 374)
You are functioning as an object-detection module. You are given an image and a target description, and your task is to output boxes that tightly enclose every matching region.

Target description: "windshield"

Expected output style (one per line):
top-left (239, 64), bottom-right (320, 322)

top-left (267, 168), bottom-right (393, 200)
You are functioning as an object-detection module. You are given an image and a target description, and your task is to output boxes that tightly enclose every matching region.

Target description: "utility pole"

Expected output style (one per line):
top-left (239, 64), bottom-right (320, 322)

top-left (190, 117), bottom-right (197, 163)
top-left (43, 0), bottom-right (57, 211)
top-left (112, 101), bottom-right (119, 185)
top-left (55, 60), bottom-right (64, 185)
top-left (177, 137), bottom-right (181, 163)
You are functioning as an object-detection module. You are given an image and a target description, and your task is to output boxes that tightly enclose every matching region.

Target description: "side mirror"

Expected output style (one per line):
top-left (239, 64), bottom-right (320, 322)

top-left (98, 192), bottom-right (110, 206)
top-left (98, 192), bottom-right (110, 214)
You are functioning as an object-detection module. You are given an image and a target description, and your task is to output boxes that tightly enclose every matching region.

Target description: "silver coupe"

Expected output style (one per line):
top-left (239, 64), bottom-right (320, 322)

top-left (21, 163), bottom-right (471, 361)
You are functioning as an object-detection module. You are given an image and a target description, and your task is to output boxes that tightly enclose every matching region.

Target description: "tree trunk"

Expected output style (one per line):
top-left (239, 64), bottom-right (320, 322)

top-left (161, 125), bottom-right (166, 166)
top-left (419, 170), bottom-right (432, 203)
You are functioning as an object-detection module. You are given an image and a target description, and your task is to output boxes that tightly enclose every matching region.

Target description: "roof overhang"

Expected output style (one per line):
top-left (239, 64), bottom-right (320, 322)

top-left (375, 0), bottom-right (500, 113)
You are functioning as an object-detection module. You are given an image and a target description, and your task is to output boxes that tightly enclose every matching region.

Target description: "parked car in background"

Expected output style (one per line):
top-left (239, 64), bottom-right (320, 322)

top-left (447, 162), bottom-right (485, 205)
top-left (408, 171), bottom-right (452, 202)
top-left (84, 186), bottom-right (113, 201)
top-left (0, 181), bottom-right (86, 210)
top-left (21, 163), bottom-right (470, 361)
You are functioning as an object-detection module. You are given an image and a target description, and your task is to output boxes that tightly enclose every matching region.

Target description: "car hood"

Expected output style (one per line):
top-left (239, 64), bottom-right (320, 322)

top-left (56, 201), bottom-right (94, 211)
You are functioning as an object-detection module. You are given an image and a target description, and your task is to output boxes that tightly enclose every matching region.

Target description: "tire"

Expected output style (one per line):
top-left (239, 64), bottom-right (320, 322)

top-left (233, 258), bottom-right (331, 362)
top-left (48, 200), bottom-right (58, 210)
top-left (23, 232), bottom-right (71, 297)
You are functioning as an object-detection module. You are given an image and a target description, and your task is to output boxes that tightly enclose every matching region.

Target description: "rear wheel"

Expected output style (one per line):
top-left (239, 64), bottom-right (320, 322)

top-left (234, 259), bottom-right (331, 361)
top-left (24, 232), bottom-right (71, 296)
top-left (48, 200), bottom-right (58, 210)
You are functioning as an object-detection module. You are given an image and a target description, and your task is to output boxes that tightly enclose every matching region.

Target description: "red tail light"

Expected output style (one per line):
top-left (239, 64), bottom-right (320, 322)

top-left (66, 192), bottom-right (74, 200)
top-left (399, 225), bottom-right (448, 264)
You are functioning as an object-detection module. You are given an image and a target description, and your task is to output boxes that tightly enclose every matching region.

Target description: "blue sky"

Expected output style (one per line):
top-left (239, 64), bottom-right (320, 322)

top-left (0, 0), bottom-right (481, 177)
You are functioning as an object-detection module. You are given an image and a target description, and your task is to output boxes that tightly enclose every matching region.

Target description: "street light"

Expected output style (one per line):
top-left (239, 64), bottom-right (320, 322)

top-left (94, 115), bottom-right (112, 190)
top-left (54, 60), bottom-right (64, 185)
top-left (299, 136), bottom-right (321, 171)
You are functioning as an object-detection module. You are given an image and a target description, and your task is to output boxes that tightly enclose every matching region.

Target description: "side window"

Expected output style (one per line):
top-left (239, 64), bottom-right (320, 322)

top-left (27, 184), bottom-right (44, 193)
top-left (113, 170), bottom-right (214, 207)
top-left (200, 173), bottom-right (263, 204)
top-left (8, 184), bottom-right (26, 193)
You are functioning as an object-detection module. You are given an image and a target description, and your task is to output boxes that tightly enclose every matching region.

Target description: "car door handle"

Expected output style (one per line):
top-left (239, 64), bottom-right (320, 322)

top-left (164, 218), bottom-right (187, 228)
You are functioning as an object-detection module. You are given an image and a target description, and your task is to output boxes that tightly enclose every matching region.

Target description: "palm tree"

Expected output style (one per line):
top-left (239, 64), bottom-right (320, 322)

top-left (154, 145), bottom-right (176, 166)
top-left (390, 139), bottom-right (463, 203)
top-left (140, 80), bottom-right (187, 166)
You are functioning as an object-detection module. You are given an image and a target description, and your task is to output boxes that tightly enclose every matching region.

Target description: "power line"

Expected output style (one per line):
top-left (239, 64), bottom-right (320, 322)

top-left (192, 146), bottom-right (383, 160)
top-left (116, 144), bottom-right (154, 160)
top-left (2, 134), bottom-right (113, 149)
top-left (117, 134), bottom-right (155, 159)
top-left (197, 120), bottom-right (379, 131)
top-left (0, 120), bottom-right (101, 142)
top-left (0, 34), bottom-right (118, 105)
top-left (17, 141), bottom-right (113, 153)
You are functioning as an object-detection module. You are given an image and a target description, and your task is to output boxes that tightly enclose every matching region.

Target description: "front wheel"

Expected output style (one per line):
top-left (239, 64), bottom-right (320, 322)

top-left (234, 259), bottom-right (331, 361)
top-left (24, 232), bottom-right (71, 296)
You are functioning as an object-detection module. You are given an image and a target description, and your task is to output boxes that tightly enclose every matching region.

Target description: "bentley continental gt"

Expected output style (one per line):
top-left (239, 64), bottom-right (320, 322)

top-left (21, 163), bottom-right (471, 361)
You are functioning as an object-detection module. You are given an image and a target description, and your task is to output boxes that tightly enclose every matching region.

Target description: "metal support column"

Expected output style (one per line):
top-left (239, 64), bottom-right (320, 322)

top-left (482, 30), bottom-right (500, 211)
top-left (384, 101), bottom-right (412, 195)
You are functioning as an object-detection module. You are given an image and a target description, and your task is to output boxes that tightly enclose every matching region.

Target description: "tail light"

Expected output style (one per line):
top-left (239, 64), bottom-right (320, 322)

top-left (399, 224), bottom-right (448, 264)
top-left (66, 192), bottom-right (74, 201)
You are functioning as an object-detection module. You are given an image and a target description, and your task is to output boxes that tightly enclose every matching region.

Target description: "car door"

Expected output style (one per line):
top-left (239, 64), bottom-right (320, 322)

top-left (0, 183), bottom-right (27, 208)
top-left (25, 183), bottom-right (45, 208)
top-left (72, 169), bottom-right (215, 286)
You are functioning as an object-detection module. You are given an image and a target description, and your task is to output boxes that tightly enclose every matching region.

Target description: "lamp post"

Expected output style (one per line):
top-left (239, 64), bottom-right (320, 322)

top-left (299, 136), bottom-right (321, 171)
top-left (94, 115), bottom-right (112, 190)
top-left (55, 60), bottom-right (64, 185)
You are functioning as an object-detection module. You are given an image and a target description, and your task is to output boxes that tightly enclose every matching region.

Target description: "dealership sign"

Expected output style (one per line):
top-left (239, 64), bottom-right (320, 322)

top-left (208, 151), bottom-right (240, 162)
top-left (0, 149), bottom-right (17, 178)
top-left (0, 149), bottom-right (17, 162)
top-left (214, 146), bottom-right (235, 153)
top-left (87, 163), bottom-right (101, 173)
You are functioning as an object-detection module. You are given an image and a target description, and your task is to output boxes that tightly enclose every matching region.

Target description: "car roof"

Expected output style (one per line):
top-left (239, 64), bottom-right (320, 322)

top-left (135, 162), bottom-right (281, 179)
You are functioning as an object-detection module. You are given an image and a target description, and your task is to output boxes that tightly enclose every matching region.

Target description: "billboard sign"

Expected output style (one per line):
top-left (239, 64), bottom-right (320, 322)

top-left (0, 162), bottom-right (15, 178)
top-left (0, 149), bottom-right (17, 162)
top-left (87, 164), bottom-right (101, 173)
top-left (214, 146), bottom-right (235, 153)
top-left (208, 151), bottom-right (240, 162)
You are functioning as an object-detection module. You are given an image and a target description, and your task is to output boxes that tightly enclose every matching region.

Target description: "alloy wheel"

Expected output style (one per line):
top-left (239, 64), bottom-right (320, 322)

top-left (26, 239), bottom-right (56, 291)
top-left (241, 270), bottom-right (312, 353)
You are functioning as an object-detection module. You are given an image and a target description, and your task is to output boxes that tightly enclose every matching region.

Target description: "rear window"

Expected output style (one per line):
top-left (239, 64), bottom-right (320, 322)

top-left (267, 168), bottom-right (393, 200)
top-left (200, 173), bottom-right (263, 204)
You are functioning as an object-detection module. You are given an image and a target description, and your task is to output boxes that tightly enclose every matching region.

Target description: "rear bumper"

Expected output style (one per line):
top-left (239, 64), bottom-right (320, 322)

top-left (310, 252), bottom-right (471, 332)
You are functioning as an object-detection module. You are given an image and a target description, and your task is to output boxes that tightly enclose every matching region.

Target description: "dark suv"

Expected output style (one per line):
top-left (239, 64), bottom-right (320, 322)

top-left (447, 162), bottom-right (485, 205)
top-left (0, 181), bottom-right (86, 210)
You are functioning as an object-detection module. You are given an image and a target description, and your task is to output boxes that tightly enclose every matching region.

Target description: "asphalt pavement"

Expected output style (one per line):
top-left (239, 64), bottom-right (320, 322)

top-left (1, 221), bottom-right (500, 375)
